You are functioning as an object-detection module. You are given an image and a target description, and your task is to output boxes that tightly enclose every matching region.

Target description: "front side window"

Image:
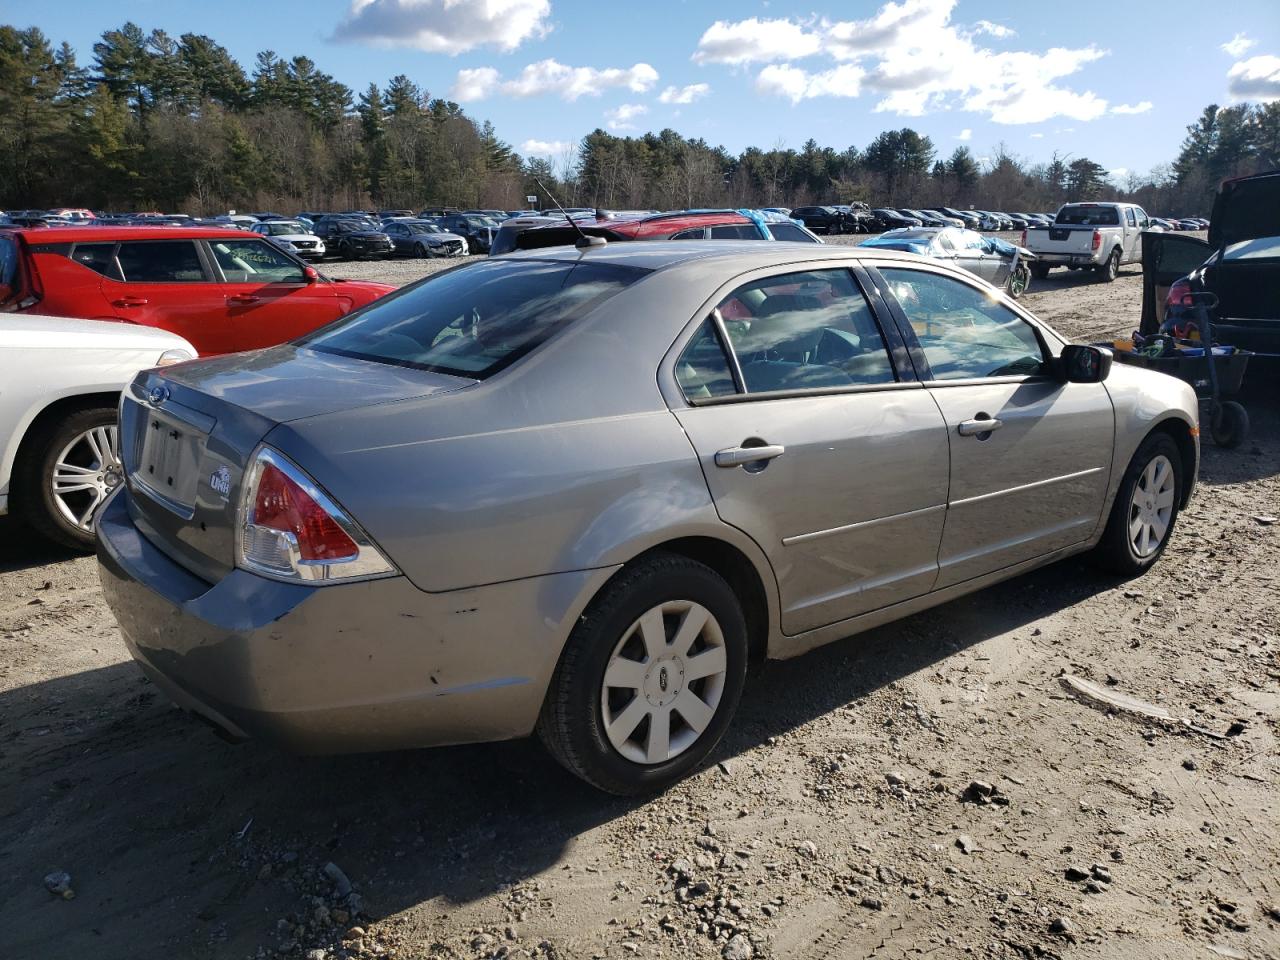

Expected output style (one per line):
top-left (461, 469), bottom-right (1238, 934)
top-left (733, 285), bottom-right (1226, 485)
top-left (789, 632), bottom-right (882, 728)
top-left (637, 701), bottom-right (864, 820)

top-left (116, 241), bottom-right (206, 283)
top-left (670, 228), bottom-right (706, 240)
top-left (709, 224), bottom-right (760, 240)
top-left (306, 259), bottom-right (646, 379)
top-left (713, 268), bottom-right (897, 393)
top-left (879, 267), bottom-right (1046, 380)
top-left (209, 239), bottom-right (305, 283)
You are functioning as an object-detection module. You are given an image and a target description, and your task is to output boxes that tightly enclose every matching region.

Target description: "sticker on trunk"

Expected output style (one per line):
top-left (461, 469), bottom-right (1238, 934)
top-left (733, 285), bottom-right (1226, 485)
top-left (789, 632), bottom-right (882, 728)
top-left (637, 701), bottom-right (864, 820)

top-left (210, 465), bottom-right (232, 500)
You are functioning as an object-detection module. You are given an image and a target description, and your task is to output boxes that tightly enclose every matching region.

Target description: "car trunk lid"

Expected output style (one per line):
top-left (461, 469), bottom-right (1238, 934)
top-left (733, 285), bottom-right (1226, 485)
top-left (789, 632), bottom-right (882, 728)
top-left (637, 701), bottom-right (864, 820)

top-left (121, 346), bottom-right (473, 583)
top-left (1209, 170), bottom-right (1280, 251)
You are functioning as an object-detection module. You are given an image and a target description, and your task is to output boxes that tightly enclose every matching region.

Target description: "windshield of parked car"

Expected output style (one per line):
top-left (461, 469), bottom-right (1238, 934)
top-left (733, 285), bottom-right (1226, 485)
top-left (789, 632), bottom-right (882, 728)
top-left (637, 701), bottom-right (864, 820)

top-left (1056, 206), bottom-right (1120, 225)
top-left (407, 223), bottom-right (444, 234)
top-left (263, 221), bottom-right (305, 235)
top-left (305, 259), bottom-right (648, 379)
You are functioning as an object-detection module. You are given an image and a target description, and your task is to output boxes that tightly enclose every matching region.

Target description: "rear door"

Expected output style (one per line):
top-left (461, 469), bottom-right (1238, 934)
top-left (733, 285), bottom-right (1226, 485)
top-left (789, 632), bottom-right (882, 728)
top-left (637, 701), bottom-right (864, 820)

top-left (102, 240), bottom-right (221, 346)
top-left (666, 264), bottom-right (950, 635)
top-left (206, 237), bottom-right (349, 352)
top-left (1139, 232), bottom-right (1211, 334)
top-left (872, 263), bottom-right (1114, 587)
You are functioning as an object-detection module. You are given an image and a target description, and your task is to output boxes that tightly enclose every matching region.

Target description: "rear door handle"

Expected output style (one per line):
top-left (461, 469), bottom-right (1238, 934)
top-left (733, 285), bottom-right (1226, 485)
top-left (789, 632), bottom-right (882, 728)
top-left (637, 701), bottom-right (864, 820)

top-left (957, 417), bottom-right (1004, 437)
top-left (715, 444), bottom-right (786, 468)
top-left (111, 297), bottom-right (148, 307)
top-left (227, 295), bottom-right (260, 304)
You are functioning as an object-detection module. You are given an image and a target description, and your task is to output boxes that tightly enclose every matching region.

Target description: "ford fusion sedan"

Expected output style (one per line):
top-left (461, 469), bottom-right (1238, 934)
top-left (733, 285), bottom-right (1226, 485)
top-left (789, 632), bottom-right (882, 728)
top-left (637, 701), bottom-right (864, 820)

top-left (0, 227), bottom-right (394, 356)
top-left (98, 242), bottom-right (1199, 794)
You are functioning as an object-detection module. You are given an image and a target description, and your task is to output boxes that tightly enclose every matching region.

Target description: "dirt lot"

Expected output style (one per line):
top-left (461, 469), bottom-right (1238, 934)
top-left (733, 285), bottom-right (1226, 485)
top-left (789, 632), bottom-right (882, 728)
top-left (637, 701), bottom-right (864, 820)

top-left (2, 249), bottom-right (1278, 960)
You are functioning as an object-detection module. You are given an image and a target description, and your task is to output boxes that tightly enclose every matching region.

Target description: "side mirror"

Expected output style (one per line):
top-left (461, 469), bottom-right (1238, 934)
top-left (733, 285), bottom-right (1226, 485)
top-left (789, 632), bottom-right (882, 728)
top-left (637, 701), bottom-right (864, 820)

top-left (303, 266), bottom-right (319, 283)
top-left (1060, 344), bottom-right (1112, 383)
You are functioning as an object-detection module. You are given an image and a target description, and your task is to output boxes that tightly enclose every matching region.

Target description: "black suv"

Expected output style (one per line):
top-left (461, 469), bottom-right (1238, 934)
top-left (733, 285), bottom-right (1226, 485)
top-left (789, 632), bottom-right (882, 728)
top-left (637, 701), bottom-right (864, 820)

top-left (312, 217), bottom-right (395, 260)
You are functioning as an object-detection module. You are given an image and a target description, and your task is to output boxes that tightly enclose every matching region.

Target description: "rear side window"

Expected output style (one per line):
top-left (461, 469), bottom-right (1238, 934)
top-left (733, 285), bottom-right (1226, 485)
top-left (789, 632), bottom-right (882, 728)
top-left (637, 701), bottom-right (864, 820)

top-left (675, 320), bottom-right (738, 399)
top-left (306, 259), bottom-right (647, 379)
top-left (0, 236), bottom-right (18, 289)
top-left (1125, 208), bottom-right (1137, 226)
top-left (116, 241), bottom-right (206, 282)
top-left (709, 224), bottom-right (759, 240)
top-left (69, 242), bottom-right (123, 280)
top-left (671, 228), bottom-right (706, 240)
top-left (767, 223), bottom-right (815, 243)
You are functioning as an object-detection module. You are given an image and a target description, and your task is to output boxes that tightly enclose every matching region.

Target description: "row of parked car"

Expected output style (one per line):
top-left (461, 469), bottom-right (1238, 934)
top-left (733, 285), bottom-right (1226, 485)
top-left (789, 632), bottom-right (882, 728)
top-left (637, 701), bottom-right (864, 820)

top-left (782, 204), bottom-right (1209, 236)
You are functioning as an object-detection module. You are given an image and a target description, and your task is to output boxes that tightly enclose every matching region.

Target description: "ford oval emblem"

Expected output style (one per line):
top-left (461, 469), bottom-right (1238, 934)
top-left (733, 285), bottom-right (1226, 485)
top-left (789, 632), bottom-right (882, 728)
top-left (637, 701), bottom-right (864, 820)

top-left (148, 385), bottom-right (169, 407)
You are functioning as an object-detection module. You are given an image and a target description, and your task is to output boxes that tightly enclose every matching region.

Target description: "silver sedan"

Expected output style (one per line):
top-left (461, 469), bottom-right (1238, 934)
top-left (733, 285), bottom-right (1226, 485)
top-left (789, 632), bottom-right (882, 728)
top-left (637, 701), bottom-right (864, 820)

top-left (97, 242), bottom-right (1199, 794)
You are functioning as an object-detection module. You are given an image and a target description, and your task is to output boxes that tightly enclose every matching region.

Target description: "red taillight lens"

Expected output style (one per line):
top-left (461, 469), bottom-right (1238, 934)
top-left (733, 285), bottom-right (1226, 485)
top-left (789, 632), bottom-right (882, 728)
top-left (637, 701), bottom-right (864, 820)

top-left (252, 461), bottom-right (358, 561)
top-left (1091, 229), bottom-right (1101, 251)
top-left (1167, 279), bottom-right (1193, 309)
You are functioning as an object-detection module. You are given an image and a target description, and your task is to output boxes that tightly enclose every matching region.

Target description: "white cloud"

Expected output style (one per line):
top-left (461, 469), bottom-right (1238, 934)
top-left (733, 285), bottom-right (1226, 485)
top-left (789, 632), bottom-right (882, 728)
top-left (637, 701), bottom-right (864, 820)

top-left (972, 19), bottom-right (1015, 39)
top-left (1109, 167), bottom-right (1129, 179)
top-left (1029, 132), bottom-right (1044, 138)
top-left (658, 83), bottom-right (711, 104)
top-left (955, 128), bottom-right (972, 140)
top-left (703, 1), bottom-right (1113, 124)
top-left (334, 0), bottom-right (550, 54)
top-left (1221, 33), bottom-right (1255, 58)
top-left (692, 17), bottom-right (822, 64)
top-left (1111, 101), bottom-right (1153, 114)
top-left (756, 63), bottom-right (864, 103)
top-left (605, 103), bottom-right (648, 130)
top-left (1228, 55), bottom-right (1280, 102)
top-left (451, 59), bottom-right (659, 102)
top-left (520, 139), bottom-right (573, 157)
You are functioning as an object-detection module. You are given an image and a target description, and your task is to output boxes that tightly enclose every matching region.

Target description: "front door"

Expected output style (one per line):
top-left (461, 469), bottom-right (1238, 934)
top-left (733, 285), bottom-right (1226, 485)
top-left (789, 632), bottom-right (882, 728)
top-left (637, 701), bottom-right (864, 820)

top-left (874, 264), bottom-right (1114, 587)
top-left (205, 238), bottom-right (349, 353)
top-left (668, 266), bottom-right (950, 635)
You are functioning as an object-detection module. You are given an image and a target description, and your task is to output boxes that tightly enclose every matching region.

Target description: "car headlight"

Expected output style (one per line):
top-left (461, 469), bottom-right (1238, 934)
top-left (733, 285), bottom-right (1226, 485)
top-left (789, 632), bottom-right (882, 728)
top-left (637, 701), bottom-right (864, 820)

top-left (156, 348), bottom-right (196, 366)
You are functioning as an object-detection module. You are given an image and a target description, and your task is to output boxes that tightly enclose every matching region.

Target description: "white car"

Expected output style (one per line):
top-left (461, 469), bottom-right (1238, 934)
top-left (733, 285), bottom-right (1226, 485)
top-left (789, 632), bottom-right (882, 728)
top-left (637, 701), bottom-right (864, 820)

top-left (249, 220), bottom-right (327, 259)
top-left (0, 316), bottom-right (196, 550)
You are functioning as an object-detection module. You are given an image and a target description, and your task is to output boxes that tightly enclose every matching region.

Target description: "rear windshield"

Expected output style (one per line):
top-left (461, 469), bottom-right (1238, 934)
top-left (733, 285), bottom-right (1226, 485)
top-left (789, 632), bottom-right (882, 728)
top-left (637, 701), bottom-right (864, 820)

top-left (1056, 206), bottom-right (1120, 226)
top-left (305, 259), bottom-right (647, 379)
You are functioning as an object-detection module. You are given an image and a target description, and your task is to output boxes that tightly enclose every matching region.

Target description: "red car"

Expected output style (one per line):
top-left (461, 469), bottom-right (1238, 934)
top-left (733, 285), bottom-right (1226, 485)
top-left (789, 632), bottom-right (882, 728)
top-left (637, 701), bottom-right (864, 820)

top-left (0, 226), bottom-right (394, 356)
top-left (493, 210), bottom-right (820, 254)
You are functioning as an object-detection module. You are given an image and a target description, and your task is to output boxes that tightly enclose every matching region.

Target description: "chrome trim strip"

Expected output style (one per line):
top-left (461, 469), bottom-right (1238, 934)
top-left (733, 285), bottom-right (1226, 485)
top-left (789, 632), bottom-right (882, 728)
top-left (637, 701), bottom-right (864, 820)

top-left (949, 466), bottom-right (1103, 508)
top-left (782, 503), bottom-right (946, 546)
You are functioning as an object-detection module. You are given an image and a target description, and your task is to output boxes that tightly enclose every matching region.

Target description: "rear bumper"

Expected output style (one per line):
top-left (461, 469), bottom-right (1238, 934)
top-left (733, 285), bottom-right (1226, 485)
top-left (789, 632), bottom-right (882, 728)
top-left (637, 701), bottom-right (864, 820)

top-left (96, 489), bottom-right (615, 754)
top-left (1034, 252), bottom-right (1101, 267)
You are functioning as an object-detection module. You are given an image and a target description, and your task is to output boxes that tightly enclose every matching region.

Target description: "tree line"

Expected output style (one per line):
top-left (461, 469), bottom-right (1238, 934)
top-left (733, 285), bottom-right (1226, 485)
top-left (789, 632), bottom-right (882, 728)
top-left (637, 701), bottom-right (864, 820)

top-left (2, 22), bottom-right (1277, 218)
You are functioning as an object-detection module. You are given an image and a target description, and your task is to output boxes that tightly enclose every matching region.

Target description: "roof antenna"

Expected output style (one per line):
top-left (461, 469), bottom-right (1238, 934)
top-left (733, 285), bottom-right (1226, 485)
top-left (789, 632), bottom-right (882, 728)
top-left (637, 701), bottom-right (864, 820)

top-left (534, 176), bottom-right (606, 250)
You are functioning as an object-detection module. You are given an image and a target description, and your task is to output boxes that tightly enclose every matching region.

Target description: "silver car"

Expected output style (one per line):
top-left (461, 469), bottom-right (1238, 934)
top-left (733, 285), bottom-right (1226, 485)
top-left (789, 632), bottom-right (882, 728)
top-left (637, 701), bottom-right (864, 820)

top-left (97, 242), bottom-right (1199, 794)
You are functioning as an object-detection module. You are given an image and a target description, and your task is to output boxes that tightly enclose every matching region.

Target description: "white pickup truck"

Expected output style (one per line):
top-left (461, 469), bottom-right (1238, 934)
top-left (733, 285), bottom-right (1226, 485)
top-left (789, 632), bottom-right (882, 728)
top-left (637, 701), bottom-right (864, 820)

top-left (1024, 202), bottom-right (1152, 282)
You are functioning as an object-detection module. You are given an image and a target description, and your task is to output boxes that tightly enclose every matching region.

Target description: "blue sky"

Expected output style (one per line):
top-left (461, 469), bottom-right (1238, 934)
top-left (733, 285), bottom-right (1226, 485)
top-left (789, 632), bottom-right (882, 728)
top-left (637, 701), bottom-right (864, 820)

top-left (20, 0), bottom-right (1280, 178)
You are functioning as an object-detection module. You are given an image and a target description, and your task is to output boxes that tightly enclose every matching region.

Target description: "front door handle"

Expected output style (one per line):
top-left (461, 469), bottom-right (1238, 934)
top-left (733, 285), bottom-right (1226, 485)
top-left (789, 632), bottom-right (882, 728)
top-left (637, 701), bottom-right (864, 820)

top-left (715, 444), bottom-right (786, 468)
top-left (111, 297), bottom-right (148, 307)
top-left (227, 294), bottom-right (260, 304)
top-left (957, 416), bottom-right (1004, 437)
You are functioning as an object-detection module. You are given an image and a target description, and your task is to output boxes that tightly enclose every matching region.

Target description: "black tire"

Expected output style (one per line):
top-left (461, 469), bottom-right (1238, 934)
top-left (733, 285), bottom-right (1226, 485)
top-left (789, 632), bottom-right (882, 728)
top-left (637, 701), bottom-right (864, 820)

top-left (1092, 432), bottom-right (1183, 576)
top-left (1031, 262), bottom-right (1051, 280)
top-left (1097, 248), bottom-right (1121, 282)
top-left (415, 241), bottom-right (429, 259)
top-left (336, 240), bottom-right (352, 261)
top-left (537, 553), bottom-right (749, 795)
top-left (14, 405), bottom-right (118, 552)
top-left (1210, 400), bottom-right (1249, 449)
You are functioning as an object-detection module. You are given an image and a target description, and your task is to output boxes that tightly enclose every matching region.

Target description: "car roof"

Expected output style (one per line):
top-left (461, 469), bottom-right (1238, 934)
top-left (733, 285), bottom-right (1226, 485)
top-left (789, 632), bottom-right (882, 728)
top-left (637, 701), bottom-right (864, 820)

top-left (7, 225), bottom-right (250, 242)
top-left (500, 239), bottom-right (923, 272)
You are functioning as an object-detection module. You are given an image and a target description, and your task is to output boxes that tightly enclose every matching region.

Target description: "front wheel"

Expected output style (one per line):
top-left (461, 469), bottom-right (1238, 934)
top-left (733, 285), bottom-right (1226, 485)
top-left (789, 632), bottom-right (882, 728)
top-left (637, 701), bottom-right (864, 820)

top-left (15, 406), bottom-right (122, 551)
top-left (1005, 262), bottom-right (1031, 299)
top-left (1093, 432), bottom-right (1183, 576)
top-left (538, 554), bottom-right (748, 795)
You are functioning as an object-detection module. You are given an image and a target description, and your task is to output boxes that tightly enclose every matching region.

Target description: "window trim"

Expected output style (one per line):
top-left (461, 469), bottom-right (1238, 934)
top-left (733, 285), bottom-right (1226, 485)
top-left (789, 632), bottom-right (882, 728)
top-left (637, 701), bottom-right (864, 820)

top-left (864, 260), bottom-right (1061, 386)
top-left (662, 261), bottom-right (908, 407)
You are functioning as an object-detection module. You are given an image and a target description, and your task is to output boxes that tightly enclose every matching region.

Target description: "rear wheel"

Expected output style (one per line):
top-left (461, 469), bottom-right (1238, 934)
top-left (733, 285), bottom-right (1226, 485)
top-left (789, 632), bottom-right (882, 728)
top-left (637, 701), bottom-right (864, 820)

top-left (1093, 433), bottom-right (1182, 576)
top-left (15, 406), bottom-right (121, 552)
top-left (1097, 247), bottom-right (1121, 282)
top-left (538, 553), bottom-right (748, 795)
top-left (1031, 262), bottom-right (1051, 280)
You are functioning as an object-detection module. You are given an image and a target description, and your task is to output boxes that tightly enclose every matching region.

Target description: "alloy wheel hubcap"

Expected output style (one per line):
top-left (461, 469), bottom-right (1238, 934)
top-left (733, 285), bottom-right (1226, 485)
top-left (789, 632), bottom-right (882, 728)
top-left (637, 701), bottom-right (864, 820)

top-left (1128, 454), bottom-right (1175, 558)
top-left (50, 424), bottom-right (121, 532)
top-left (600, 600), bottom-right (727, 765)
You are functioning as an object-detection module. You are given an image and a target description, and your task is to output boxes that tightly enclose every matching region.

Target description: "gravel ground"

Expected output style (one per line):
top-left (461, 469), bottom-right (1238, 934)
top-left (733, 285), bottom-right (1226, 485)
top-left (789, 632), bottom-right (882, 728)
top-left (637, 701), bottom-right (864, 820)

top-left (2, 242), bottom-right (1278, 960)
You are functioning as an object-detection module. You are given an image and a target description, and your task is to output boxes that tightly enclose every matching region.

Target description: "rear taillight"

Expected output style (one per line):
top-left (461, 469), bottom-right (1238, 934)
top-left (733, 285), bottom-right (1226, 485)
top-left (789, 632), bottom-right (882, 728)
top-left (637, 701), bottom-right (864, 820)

top-left (1166, 279), bottom-right (1194, 309)
top-left (237, 447), bottom-right (395, 583)
top-left (1091, 229), bottom-right (1102, 251)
